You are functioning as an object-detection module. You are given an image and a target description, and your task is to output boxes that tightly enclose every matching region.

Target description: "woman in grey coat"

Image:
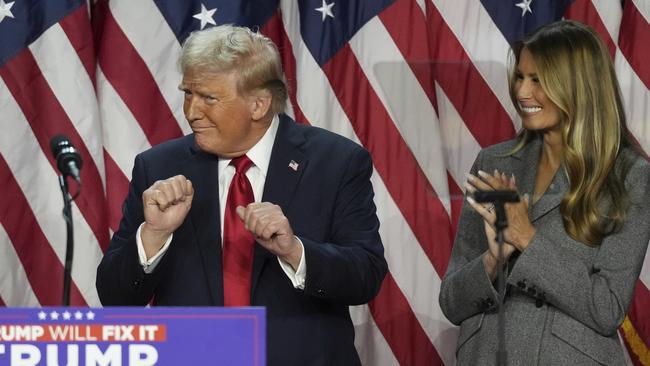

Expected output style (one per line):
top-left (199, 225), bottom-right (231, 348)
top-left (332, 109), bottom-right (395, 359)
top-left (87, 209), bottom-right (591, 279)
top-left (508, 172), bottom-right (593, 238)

top-left (439, 20), bottom-right (650, 366)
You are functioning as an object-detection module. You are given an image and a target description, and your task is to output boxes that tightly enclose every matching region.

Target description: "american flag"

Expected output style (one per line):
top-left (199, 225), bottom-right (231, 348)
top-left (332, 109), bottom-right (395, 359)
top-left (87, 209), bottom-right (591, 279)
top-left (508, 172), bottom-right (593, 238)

top-left (1, 0), bottom-right (648, 364)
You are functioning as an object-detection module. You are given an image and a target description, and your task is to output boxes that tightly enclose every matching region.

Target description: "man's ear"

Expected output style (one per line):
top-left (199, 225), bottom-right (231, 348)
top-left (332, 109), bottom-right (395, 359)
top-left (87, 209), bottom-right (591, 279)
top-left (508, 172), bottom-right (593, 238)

top-left (249, 89), bottom-right (273, 121)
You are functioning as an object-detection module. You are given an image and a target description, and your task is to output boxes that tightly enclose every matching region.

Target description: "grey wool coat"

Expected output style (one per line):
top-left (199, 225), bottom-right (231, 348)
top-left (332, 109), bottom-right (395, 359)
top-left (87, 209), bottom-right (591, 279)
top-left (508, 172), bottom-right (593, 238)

top-left (439, 135), bottom-right (650, 366)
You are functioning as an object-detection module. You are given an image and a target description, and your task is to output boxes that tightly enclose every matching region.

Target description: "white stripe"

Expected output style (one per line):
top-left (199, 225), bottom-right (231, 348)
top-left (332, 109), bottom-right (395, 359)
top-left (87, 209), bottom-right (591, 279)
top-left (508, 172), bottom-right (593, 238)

top-left (430, 0), bottom-right (520, 129)
top-left (108, 0), bottom-right (190, 135)
top-left (279, 3), bottom-right (457, 363)
top-left (349, 18), bottom-right (451, 213)
top-left (0, 78), bottom-right (102, 306)
top-left (97, 68), bottom-right (152, 180)
top-left (0, 225), bottom-right (40, 306)
top-left (29, 24), bottom-right (105, 189)
top-left (371, 169), bottom-right (458, 366)
top-left (591, 0), bottom-right (623, 42)
top-left (350, 305), bottom-right (400, 366)
top-left (615, 52), bottom-right (650, 154)
top-left (618, 331), bottom-right (635, 366)
top-left (632, 0), bottom-right (650, 25)
top-left (416, 0), bottom-right (426, 15)
top-left (436, 82), bottom-right (482, 190)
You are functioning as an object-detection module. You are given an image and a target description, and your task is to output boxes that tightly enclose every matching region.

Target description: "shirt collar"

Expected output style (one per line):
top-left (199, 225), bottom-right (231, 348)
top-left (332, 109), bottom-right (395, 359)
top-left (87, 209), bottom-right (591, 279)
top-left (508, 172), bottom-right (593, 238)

top-left (218, 115), bottom-right (279, 176)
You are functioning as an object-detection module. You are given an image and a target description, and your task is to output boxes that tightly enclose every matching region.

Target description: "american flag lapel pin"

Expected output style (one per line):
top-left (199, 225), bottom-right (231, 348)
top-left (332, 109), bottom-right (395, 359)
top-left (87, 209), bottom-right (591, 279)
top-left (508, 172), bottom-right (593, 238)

top-left (288, 160), bottom-right (299, 171)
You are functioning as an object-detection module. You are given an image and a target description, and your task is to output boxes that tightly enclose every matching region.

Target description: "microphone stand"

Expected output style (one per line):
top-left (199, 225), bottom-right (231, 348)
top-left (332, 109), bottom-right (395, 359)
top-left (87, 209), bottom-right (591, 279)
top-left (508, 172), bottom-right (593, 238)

top-left (473, 190), bottom-right (519, 366)
top-left (58, 175), bottom-right (80, 306)
top-left (493, 201), bottom-right (509, 366)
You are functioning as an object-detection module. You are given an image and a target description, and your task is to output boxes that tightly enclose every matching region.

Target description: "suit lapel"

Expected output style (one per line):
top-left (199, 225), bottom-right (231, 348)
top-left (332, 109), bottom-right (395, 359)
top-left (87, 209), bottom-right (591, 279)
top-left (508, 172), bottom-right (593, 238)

top-left (529, 165), bottom-right (568, 222)
top-left (251, 115), bottom-right (308, 295)
top-left (508, 135), bottom-right (567, 222)
top-left (182, 141), bottom-right (223, 305)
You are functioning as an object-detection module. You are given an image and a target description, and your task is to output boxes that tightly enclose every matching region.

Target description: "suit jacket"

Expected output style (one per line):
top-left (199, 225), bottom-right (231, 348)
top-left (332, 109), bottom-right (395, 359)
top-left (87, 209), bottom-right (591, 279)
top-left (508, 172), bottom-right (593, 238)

top-left (439, 135), bottom-right (650, 365)
top-left (96, 114), bottom-right (388, 366)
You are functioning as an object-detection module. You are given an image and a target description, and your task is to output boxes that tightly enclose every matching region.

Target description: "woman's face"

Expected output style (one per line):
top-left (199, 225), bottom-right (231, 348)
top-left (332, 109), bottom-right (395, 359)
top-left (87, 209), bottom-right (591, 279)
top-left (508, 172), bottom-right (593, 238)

top-left (514, 48), bottom-right (563, 132)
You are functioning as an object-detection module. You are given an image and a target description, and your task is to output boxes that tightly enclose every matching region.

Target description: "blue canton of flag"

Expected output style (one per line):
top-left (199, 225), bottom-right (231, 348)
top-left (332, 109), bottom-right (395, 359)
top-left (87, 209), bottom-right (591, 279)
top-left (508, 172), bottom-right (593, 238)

top-left (0, 0), bottom-right (85, 66)
top-left (481, 0), bottom-right (575, 44)
top-left (297, 0), bottom-right (395, 66)
top-left (153, 0), bottom-right (279, 44)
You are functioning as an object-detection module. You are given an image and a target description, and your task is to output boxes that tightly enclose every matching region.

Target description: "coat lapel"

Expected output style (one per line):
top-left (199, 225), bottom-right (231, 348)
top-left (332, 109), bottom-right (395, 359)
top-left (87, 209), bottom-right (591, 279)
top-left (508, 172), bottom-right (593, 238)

top-left (182, 141), bottom-right (223, 305)
top-left (507, 135), bottom-right (568, 223)
top-left (529, 165), bottom-right (568, 222)
top-left (251, 115), bottom-right (307, 295)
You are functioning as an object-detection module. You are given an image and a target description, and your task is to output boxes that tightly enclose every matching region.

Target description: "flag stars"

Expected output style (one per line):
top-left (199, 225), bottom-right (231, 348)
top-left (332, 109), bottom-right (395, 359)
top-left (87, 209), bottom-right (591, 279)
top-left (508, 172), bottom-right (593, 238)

top-left (50, 311), bottom-right (59, 320)
top-left (38, 311), bottom-right (47, 320)
top-left (74, 311), bottom-right (84, 320)
top-left (0, 0), bottom-right (15, 24)
top-left (315, 0), bottom-right (335, 22)
top-left (62, 311), bottom-right (72, 320)
top-left (193, 3), bottom-right (217, 30)
top-left (86, 311), bottom-right (95, 320)
top-left (515, 0), bottom-right (533, 17)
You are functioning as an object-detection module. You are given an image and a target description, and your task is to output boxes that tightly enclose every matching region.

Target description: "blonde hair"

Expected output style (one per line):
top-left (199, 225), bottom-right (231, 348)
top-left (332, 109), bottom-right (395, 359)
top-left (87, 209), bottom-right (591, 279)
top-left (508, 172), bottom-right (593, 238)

top-left (180, 25), bottom-right (288, 115)
top-left (508, 20), bottom-right (637, 245)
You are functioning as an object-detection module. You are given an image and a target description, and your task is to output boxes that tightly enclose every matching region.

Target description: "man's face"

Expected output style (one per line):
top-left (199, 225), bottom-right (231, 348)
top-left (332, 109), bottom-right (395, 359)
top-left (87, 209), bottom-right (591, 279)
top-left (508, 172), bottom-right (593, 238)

top-left (180, 70), bottom-right (265, 158)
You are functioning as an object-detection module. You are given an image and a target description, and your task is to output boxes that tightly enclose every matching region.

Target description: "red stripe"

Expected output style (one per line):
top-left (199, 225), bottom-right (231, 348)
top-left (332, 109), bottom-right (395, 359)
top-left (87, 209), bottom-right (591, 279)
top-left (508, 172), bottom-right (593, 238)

top-left (369, 274), bottom-right (443, 365)
top-left (379, 0), bottom-right (438, 112)
top-left (425, 2), bottom-right (516, 148)
top-left (0, 156), bottom-right (87, 306)
top-left (322, 44), bottom-right (453, 277)
top-left (59, 4), bottom-right (96, 86)
top-left (0, 49), bottom-right (110, 252)
top-left (260, 11), bottom-right (309, 125)
top-left (564, 0), bottom-right (617, 58)
top-left (95, 3), bottom-right (184, 146)
top-left (104, 150), bottom-right (130, 233)
top-left (619, 1), bottom-right (650, 92)
top-left (628, 281), bottom-right (650, 346)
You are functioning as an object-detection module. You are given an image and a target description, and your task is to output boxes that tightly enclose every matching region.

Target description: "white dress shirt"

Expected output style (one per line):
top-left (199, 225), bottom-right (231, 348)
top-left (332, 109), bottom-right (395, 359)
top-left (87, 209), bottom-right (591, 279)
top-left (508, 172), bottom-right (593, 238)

top-left (136, 115), bottom-right (306, 289)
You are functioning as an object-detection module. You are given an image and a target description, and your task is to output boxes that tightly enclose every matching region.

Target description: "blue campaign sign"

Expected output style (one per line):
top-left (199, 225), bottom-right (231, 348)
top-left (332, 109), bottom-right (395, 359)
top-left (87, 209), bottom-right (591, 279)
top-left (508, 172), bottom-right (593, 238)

top-left (0, 307), bottom-right (265, 365)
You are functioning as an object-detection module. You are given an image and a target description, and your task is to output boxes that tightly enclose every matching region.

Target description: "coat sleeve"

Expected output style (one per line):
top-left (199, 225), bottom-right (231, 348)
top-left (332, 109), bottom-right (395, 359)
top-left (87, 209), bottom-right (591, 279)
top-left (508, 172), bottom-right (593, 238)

top-left (439, 149), bottom-right (502, 325)
top-left (507, 158), bottom-right (650, 336)
top-left (96, 153), bottom-right (165, 306)
top-left (299, 146), bottom-right (388, 305)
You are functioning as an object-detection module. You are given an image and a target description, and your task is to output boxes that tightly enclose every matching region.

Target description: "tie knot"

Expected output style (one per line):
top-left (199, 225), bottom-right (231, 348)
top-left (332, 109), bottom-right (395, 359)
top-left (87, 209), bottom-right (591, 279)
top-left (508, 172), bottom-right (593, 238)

top-left (230, 155), bottom-right (254, 173)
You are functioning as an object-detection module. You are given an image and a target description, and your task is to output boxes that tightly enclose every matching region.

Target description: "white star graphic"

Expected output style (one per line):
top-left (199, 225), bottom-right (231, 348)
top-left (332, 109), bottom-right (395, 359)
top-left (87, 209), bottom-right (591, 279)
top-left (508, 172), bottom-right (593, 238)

top-left (74, 311), bottom-right (83, 320)
top-left (62, 311), bottom-right (71, 320)
top-left (315, 0), bottom-right (335, 22)
top-left (86, 311), bottom-right (95, 320)
top-left (193, 4), bottom-right (217, 30)
top-left (0, 0), bottom-right (15, 24)
top-left (38, 311), bottom-right (47, 320)
top-left (50, 311), bottom-right (59, 320)
top-left (515, 0), bottom-right (533, 17)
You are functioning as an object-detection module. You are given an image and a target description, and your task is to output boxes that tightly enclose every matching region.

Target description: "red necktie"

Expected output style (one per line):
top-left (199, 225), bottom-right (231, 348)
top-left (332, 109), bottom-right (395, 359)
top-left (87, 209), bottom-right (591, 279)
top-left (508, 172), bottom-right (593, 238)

top-left (223, 155), bottom-right (255, 306)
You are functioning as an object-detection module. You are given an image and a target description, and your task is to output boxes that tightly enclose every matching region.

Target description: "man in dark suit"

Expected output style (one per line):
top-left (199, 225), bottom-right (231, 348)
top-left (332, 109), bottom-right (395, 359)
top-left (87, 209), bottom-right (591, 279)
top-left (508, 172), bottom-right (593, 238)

top-left (96, 25), bottom-right (387, 365)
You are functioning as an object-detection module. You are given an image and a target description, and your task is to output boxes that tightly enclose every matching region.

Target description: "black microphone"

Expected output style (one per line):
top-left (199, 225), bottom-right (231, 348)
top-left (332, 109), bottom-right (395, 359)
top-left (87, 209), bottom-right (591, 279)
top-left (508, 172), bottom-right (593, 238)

top-left (50, 135), bottom-right (83, 183)
top-left (472, 190), bottom-right (520, 203)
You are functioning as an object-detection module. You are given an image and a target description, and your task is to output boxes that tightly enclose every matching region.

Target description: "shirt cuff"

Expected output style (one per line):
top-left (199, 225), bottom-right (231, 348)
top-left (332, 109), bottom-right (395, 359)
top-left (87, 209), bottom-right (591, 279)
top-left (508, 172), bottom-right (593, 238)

top-left (278, 236), bottom-right (306, 289)
top-left (136, 223), bottom-right (173, 273)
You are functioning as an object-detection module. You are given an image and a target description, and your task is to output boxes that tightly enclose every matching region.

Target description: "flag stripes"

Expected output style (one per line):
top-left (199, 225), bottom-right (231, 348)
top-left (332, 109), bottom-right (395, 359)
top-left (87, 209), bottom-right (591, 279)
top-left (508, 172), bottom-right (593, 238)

top-left (1, 1), bottom-right (648, 365)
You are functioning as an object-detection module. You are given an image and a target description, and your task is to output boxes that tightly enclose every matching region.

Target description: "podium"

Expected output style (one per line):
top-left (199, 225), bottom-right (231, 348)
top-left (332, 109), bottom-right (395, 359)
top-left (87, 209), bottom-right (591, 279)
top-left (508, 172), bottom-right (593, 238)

top-left (0, 307), bottom-right (265, 365)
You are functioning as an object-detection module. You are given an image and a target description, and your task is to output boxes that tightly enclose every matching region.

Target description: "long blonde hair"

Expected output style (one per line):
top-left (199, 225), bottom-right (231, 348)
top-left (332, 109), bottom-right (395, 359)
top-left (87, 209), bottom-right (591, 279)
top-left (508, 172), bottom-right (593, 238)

top-left (508, 20), bottom-right (637, 245)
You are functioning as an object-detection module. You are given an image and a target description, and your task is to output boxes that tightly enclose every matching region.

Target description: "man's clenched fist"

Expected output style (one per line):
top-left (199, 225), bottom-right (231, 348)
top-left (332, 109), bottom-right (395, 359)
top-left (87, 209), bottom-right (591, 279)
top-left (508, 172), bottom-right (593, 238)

top-left (141, 175), bottom-right (194, 258)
